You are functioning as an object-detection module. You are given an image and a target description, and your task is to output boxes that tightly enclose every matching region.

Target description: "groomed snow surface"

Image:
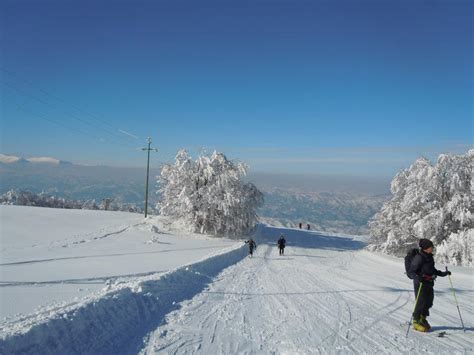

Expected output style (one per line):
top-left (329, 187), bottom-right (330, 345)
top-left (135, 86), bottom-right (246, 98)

top-left (1, 207), bottom-right (473, 354)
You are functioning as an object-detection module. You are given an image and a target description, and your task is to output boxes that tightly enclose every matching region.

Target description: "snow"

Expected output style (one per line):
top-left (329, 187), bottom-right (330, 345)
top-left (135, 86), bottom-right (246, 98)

top-left (0, 154), bottom-right (22, 164)
top-left (143, 226), bottom-right (473, 354)
top-left (0, 242), bottom-right (246, 354)
top-left (0, 154), bottom-right (67, 165)
top-left (0, 205), bottom-right (237, 319)
top-left (369, 150), bottom-right (473, 265)
top-left (1, 207), bottom-right (473, 354)
top-left (158, 149), bottom-right (263, 236)
top-left (25, 157), bottom-right (62, 164)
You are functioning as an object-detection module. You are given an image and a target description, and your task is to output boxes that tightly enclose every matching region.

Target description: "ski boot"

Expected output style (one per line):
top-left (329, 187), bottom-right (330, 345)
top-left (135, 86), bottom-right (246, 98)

top-left (420, 315), bottom-right (431, 330)
top-left (413, 318), bottom-right (429, 332)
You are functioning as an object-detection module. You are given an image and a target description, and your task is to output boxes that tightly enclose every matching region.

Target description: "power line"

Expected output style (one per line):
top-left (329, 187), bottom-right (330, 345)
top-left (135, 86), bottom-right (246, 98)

top-left (118, 129), bottom-right (139, 139)
top-left (1, 80), bottom-right (139, 149)
top-left (0, 66), bottom-right (140, 146)
top-left (1, 79), bottom-right (138, 148)
top-left (16, 105), bottom-right (108, 142)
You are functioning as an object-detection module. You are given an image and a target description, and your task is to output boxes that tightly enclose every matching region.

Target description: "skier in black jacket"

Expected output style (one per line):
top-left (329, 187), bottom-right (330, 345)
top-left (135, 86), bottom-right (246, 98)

top-left (407, 238), bottom-right (451, 332)
top-left (245, 239), bottom-right (257, 258)
top-left (277, 235), bottom-right (286, 255)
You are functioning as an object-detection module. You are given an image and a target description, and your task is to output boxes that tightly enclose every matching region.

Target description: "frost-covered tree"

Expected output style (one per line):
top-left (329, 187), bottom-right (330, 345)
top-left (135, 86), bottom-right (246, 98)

top-left (436, 229), bottom-right (473, 266)
top-left (0, 190), bottom-right (143, 213)
top-left (157, 150), bottom-right (264, 236)
top-left (82, 199), bottom-right (99, 210)
top-left (0, 190), bottom-right (83, 209)
top-left (368, 150), bottom-right (473, 266)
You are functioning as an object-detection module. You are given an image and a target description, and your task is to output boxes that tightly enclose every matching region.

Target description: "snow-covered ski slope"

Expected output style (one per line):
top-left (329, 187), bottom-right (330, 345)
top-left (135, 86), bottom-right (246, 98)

top-left (142, 226), bottom-right (473, 354)
top-left (0, 205), bottom-right (238, 319)
top-left (1, 207), bottom-right (473, 354)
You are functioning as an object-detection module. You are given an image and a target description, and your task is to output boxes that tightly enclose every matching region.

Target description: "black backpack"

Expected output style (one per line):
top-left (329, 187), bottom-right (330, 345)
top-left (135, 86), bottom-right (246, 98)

top-left (404, 248), bottom-right (419, 279)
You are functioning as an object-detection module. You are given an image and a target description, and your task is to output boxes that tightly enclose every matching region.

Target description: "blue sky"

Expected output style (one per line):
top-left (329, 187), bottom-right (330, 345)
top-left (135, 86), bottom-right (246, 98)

top-left (1, 0), bottom-right (472, 176)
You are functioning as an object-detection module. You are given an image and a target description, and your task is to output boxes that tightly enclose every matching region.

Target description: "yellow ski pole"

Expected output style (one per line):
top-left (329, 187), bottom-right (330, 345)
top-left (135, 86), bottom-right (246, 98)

top-left (446, 267), bottom-right (466, 332)
top-left (406, 282), bottom-right (423, 337)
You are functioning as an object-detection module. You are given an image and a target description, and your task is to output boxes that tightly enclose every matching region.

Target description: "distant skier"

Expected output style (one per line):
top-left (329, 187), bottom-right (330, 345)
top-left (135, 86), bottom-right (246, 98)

top-left (406, 238), bottom-right (451, 332)
top-left (306, 223), bottom-right (310, 230)
top-left (299, 223), bottom-right (302, 229)
top-left (277, 234), bottom-right (286, 256)
top-left (245, 239), bottom-right (257, 258)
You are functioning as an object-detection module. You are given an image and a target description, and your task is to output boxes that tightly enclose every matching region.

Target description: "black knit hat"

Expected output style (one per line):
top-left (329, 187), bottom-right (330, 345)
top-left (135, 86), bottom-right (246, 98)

top-left (419, 238), bottom-right (434, 250)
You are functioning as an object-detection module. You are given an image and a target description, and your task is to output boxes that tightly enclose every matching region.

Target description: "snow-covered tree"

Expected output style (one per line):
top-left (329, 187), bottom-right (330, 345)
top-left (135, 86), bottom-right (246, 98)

top-left (0, 190), bottom-right (83, 209)
top-left (368, 150), bottom-right (473, 265)
top-left (436, 229), bottom-right (473, 266)
top-left (157, 150), bottom-right (264, 236)
top-left (82, 199), bottom-right (99, 210)
top-left (0, 190), bottom-right (143, 213)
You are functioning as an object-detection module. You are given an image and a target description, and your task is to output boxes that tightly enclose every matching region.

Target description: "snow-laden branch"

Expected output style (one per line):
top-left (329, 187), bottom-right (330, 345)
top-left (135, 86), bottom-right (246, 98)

top-left (157, 150), bottom-right (264, 237)
top-left (368, 149), bottom-right (473, 266)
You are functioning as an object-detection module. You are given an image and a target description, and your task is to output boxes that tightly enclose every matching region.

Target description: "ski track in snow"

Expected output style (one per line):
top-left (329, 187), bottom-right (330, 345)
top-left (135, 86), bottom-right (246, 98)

top-left (1, 224), bottom-right (473, 354)
top-left (141, 227), bottom-right (473, 355)
top-left (0, 270), bottom-right (168, 287)
top-left (0, 246), bottom-right (228, 267)
top-left (0, 244), bottom-right (248, 354)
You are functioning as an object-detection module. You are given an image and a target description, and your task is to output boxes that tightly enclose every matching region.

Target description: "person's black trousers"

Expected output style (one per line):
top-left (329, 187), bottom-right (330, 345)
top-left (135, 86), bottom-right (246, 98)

top-left (413, 280), bottom-right (434, 319)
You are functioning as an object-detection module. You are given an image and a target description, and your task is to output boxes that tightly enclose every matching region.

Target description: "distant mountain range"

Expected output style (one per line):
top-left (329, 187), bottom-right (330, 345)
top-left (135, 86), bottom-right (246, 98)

top-left (0, 153), bottom-right (390, 235)
top-left (0, 154), bottom-right (73, 165)
top-left (0, 154), bottom-right (160, 206)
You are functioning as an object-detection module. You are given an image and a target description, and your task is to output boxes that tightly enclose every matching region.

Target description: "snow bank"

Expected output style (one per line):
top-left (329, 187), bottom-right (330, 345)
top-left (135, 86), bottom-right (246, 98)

top-left (0, 206), bottom-right (238, 319)
top-left (0, 244), bottom-right (247, 354)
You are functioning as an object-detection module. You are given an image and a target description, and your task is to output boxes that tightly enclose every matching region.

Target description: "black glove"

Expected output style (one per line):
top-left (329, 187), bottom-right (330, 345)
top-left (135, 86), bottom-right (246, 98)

top-left (440, 271), bottom-right (451, 277)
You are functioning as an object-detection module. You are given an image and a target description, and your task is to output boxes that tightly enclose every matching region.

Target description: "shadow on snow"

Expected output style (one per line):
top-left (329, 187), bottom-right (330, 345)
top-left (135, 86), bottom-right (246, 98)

top-left (255, 224), bottom-right (366, 251)
top-left (203, 288), bottom-right (415, 297)
top-left (0, 247), bottom-right (248, 355)
top-left (430, 326), bottom-right (474, 332)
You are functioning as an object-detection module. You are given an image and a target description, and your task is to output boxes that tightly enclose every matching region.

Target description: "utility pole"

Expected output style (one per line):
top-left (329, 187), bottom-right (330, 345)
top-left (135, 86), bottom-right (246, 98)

top-left (142, 137), bottom-right (158, 218)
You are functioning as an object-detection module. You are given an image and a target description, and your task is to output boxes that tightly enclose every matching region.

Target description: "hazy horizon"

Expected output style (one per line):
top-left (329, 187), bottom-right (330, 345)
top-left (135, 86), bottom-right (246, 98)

top-left (2, 144), bottom-right (472, 178)
top-left (0, 152), bottom-right (391, 197)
